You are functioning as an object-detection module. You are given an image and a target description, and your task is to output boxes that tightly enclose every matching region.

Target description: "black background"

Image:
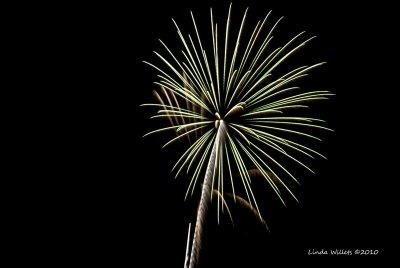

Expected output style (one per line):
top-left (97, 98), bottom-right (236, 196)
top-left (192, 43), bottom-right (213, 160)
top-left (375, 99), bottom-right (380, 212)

top-left (18, 0), bottom-right (396, 266)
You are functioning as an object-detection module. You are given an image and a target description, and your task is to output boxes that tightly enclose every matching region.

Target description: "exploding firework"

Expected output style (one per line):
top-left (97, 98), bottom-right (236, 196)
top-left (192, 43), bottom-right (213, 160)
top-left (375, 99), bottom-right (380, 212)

top-left (142, 4), bottom-right (333, 267)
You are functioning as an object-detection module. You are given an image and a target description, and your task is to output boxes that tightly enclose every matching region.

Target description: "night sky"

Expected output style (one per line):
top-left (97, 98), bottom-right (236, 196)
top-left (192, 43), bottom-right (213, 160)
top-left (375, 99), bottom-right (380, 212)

top-left (31, 0), bottom-right (395, 266)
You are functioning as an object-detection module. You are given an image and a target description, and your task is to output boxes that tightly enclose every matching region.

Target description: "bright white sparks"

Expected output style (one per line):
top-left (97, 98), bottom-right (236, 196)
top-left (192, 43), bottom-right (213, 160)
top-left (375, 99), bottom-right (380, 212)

top-left (142, 4), bottom-right (333, 217)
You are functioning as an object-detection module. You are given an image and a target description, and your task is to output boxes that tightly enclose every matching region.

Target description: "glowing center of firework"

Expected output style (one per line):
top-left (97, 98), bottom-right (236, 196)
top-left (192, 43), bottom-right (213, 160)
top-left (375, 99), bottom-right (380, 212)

top-left (214, 112), bottom-right (222, 129)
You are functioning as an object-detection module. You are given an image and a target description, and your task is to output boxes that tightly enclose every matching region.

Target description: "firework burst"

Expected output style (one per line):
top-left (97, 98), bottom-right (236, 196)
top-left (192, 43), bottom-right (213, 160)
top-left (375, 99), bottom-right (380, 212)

top-left (142, 4), bottom-right (333, 267)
